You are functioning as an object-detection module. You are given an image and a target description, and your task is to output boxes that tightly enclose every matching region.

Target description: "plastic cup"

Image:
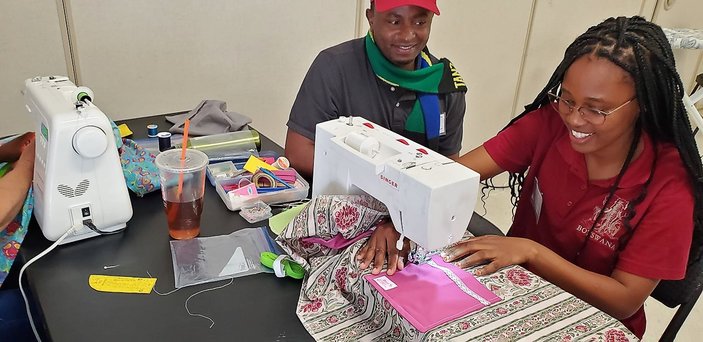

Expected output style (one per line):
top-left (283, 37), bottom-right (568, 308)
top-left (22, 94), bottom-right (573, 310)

top-left (155, 149), bottom-right (208, 239)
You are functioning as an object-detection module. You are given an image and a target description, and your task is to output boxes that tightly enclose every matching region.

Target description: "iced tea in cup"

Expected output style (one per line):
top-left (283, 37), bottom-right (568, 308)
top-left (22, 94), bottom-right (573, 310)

top-left (155, 149), bottom-right (208, 239)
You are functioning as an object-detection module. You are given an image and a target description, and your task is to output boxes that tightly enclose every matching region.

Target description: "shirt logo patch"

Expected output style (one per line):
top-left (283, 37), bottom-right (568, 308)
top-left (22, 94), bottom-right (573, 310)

top-left (576, 196), bottom-right (629, 250)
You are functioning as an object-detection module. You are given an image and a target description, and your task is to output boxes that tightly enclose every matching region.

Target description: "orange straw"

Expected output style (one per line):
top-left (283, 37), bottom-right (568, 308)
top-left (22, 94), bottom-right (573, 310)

top-left (176, 119), bottom-right (191, 198)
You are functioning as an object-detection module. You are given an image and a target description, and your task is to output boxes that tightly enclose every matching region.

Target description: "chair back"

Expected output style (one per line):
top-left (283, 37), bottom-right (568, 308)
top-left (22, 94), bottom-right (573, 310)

top-left (651, 257), bottom-right (703, 308)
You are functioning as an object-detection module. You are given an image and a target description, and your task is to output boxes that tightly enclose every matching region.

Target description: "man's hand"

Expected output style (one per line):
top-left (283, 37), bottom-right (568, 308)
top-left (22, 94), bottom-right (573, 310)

top-left (442, 235), bottom-right (538, 276)
top-left (356, 222), bottom-right (410, 275)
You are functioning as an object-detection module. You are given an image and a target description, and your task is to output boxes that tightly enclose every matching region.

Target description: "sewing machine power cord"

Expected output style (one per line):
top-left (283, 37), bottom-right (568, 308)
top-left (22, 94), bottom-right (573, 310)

top-left (19, 226), bottom-right (75, 342)
top-left (17, 219), bottom-right (125, 341)
top-left (83, 219), bottom-right (127, 235)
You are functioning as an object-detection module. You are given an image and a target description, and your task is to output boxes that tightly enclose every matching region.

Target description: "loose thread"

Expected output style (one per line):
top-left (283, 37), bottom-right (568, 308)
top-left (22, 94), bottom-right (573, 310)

top-left (184, 278), bottom-right (234, 328)
top-left (146, 270), bottom-right (181, 296)
top-left (146, 271), bottom-right (234, 328)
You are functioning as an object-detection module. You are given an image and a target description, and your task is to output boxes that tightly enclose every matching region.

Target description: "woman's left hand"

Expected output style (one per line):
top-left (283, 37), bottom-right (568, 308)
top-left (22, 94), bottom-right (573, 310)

top-left (441, 235), bottom-right (538, 276)
top-left (0, 132), bottom-right (35, 162)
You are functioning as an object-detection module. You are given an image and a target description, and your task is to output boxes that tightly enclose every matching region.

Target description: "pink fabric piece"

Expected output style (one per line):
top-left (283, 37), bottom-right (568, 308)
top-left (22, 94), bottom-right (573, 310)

top-left (364, 255), bottom-right (501, 333)
top-left (301, 230), bottom-right (373, 250)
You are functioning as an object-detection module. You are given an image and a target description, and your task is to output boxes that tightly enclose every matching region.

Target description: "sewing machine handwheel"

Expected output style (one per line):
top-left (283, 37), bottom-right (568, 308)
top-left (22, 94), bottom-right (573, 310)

top-left (73, 125), bottom-right (107, 159)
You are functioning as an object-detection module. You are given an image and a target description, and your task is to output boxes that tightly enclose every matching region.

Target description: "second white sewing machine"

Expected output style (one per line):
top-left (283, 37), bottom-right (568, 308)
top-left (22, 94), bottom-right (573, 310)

top-left (312, 116), bottom-right (480, 251)
top-left (24, 76), bottom-right (132, 244)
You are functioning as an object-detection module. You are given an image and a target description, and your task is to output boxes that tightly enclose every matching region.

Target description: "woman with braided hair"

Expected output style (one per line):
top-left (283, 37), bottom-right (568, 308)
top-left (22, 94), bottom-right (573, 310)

top-left (361, 16), bottom-right (703, 337)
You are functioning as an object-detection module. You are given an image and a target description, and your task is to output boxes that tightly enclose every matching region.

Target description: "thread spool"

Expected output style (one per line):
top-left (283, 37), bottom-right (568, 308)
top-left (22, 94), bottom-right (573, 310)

top-left (272, 156), bottom-right (290, 169)
top-left (344, 132), bottom-right (380, 157)
top-left (147, 124), bottom-right (158, 138)
top-left (157, 132), bottom-right (172, 152)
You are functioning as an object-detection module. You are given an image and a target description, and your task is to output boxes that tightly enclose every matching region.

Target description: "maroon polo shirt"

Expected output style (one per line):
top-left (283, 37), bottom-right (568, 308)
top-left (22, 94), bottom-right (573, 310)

top-left (484, 105), bottom-right (694, 338)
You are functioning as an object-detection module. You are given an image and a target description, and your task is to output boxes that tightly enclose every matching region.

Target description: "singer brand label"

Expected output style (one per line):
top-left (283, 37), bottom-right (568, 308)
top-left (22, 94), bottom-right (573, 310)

top-left (380, 174), bottom-right (398, 189)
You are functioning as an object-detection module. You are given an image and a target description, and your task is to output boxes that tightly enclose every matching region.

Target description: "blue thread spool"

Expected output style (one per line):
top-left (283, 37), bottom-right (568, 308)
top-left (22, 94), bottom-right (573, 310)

top-left (157, 131), bottom-right (172, 152)
top-left (147, 124), bottom-right (158, 137)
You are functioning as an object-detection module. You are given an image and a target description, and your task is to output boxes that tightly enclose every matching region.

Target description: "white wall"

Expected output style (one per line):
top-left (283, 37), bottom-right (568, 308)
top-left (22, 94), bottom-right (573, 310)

top-left (428, 1), bottom-right (534, 152)
top-left (1, 0), bottom-right (702, 150)
top-left (65, 0), bottom-right (358, 146)
top-left (512, 0), bottom-right (650, 116)
top-left (0, 1), bottom-right (68, 136)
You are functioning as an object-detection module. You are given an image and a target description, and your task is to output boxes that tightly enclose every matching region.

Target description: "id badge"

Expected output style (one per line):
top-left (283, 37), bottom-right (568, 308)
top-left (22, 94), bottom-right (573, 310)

top-left (531, 178), bottom-right (543, 223)
top-left (439, 113), bottom-right (446, 135)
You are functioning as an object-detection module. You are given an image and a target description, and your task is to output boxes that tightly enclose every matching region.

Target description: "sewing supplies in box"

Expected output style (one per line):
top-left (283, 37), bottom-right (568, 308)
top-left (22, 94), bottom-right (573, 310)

top-left (212, 156), bottom-right (309, 211)
top-left (239, 200), bottom-right (273, 223)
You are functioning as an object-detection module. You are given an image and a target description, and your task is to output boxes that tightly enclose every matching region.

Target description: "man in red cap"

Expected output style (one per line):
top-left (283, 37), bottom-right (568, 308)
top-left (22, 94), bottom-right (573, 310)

top-left (285, 0), bottom-right (467, 179)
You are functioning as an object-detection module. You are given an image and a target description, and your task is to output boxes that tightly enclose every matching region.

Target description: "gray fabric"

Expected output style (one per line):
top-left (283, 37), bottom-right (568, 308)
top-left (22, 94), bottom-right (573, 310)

top-left (166, 100), bottom-right (252, 136)
top-left (287, 37), bottom-right (466, 156)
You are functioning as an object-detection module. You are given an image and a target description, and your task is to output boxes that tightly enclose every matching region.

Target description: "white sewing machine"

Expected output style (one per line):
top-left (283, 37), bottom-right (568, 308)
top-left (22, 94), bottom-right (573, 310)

top-left (24, 76), bottom-right (132, 244)
top-left (312, 116), bottom-right (480, 251)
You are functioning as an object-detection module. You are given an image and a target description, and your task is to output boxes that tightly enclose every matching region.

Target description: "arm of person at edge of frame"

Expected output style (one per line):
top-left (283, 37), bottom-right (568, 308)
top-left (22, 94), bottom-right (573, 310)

top-left (444, 234), bottom-right (658, 319)
top-left (0, 134), bottom-right (35, 230)
top-left (357, 146), bottom-right (494, 276)
top-left (284, 129), bottom-right (315, 181)
top-left (441, 148), bottom-right (658, 320)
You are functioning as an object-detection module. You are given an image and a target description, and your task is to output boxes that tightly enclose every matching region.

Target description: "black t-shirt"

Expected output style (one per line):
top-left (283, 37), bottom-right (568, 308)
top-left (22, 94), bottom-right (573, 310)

top-left (287, 38), bottom-right (466, 156)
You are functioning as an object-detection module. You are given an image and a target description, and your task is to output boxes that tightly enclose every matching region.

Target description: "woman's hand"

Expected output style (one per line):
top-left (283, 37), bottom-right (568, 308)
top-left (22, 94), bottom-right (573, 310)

top-left (442, 235), bottom-right (538, 276)
top-left (0, 132), bottom-right (35, 162)
top-left (356, 221), bottom-right (410, 275)
top-left (0, 134), bottom-right (35, 229)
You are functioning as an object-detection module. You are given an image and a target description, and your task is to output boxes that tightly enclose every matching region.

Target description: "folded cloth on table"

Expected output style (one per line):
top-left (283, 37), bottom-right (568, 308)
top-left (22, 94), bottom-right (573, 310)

top-left (275, 194), bottom-right (388, 271)
top-left (166, 100), bottom-right (252, 136)
top-left (301, 231), bottom-right (373, 250)
top-left (274, 194), bottom-right (504, 340)
top-left (364, 254), bottom-right (501, 333)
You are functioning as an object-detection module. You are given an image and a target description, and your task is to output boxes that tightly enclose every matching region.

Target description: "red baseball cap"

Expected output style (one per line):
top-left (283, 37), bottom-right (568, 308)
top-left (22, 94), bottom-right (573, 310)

top-left (371, 0), bottom-right (440, 15)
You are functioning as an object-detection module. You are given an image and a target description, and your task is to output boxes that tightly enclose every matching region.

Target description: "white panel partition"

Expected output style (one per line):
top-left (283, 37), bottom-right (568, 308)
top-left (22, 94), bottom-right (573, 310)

top-left (512, 0), bottom-right (647, 117)
top-left (0, 2), bottom-right (68, 137)
top-left (67, 0), bottom-right (358, 145)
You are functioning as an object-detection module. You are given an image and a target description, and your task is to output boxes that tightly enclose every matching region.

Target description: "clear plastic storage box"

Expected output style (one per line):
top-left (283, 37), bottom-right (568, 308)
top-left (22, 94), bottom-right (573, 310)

top-left (206, 161), bottom-right (241, 186)
top-left (214, 170), bottom-right (309, 211)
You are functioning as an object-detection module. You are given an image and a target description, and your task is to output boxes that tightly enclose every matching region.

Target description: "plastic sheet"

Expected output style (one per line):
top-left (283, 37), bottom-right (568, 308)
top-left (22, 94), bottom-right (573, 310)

top-left (170, 227), bottom-right (279, 288)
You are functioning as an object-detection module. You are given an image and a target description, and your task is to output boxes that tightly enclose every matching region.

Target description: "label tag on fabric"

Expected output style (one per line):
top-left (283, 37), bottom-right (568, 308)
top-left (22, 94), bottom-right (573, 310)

top-left (89, 275), bottom-right (157, 294)
top-left (374, 276), bottom-right (398, 291)
top-left (439, 113), bottom-right (446, 135)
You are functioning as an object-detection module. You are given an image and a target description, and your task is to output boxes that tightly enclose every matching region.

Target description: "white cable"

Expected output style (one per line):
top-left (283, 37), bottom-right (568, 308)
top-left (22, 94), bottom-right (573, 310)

top-left (19, 227), bottom-right (75, 342)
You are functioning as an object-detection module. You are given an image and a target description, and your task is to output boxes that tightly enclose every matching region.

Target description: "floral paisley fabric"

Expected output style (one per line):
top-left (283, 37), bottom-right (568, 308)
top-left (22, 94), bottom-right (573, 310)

top-left (275, 194), bottom-right (639, 341)
top-left (109, 120), bottom-right (160, 197)
top-left (0, 188), bottom-right (32, 287)
top-left (119, 138), bottom-right (160, 197)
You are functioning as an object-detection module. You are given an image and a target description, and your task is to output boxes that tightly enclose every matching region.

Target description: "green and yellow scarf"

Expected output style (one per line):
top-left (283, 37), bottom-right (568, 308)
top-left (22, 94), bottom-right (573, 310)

top-left (365, 32), bottom-right (467, 149)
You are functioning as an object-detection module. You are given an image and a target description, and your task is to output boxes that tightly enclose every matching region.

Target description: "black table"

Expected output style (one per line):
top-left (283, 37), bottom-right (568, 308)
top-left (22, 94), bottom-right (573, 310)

top-left (19, 114), bottom-right (502, 341)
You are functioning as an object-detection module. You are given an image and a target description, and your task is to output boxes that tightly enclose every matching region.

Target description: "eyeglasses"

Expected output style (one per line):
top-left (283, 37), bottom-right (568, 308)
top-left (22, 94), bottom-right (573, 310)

top-left (546, 84), bottom-right (635, 125)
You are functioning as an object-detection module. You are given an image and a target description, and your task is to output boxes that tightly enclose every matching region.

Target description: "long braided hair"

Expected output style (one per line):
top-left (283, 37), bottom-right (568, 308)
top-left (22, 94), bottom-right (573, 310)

top-left (506, 16), bottom-right (703, 265)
